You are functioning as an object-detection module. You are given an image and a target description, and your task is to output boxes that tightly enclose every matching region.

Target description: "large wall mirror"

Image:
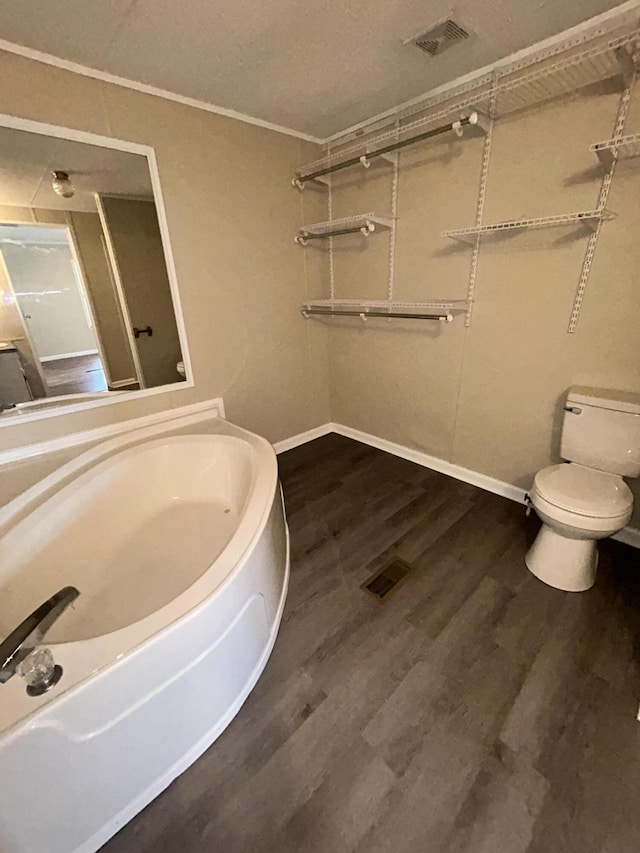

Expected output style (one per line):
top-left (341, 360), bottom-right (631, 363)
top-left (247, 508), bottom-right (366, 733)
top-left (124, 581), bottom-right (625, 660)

top-left (0, 118), bottom-right (190, 422)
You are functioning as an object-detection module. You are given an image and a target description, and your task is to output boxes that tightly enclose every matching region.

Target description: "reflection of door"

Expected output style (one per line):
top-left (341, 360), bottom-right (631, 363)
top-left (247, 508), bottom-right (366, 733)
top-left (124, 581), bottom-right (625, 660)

top-left (0, 224), bottom-right (108, 396)
top-left (6, 242), bottom-right (97, 360)
top-left (0, 225), bottom-right (98, 354)
top-left (0, 247), bottom-right (48, 398)
top-left (97, 196), bottom-right (183, 389)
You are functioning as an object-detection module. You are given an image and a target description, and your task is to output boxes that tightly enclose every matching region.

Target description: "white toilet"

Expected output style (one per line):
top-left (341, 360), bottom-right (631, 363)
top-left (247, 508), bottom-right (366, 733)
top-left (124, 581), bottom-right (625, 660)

top-left (526, 386), bottom-right (640, 592)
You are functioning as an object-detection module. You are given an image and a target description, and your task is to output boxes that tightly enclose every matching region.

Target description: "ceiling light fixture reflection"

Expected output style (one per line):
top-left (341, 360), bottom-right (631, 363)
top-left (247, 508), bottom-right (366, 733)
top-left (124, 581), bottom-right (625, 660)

top-left (51, 170), bottom-right (75, 198)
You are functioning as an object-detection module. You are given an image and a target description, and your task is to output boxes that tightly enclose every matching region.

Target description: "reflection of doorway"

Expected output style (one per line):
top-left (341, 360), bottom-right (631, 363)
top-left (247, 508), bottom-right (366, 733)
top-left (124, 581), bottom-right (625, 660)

top-left (0, 223), bottom-right (108, 396)
top-left (97, 196), bottom-right (184, 389)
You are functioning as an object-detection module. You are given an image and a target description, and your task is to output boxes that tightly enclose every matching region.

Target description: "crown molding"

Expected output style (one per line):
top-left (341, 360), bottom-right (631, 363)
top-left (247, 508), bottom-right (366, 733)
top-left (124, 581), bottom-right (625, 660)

top-left (1, 1), bottom-right (639, 147)
top-left (0, 38), bottom-right (322, 144)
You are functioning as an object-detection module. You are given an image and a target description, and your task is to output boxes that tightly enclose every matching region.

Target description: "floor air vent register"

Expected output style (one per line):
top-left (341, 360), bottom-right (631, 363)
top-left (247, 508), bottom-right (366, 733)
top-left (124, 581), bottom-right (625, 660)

top-left (361, 556), bottom-right (412, 602)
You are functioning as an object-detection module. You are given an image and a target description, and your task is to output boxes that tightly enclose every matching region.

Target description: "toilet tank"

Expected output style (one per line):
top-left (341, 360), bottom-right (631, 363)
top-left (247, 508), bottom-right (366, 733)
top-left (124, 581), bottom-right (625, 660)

top-left (561, 386), bottom-right (640, 477)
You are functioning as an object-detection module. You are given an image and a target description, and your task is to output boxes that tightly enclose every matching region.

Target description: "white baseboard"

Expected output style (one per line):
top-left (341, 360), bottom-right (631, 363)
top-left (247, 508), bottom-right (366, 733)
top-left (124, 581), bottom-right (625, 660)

top-left (272, 423), bottom-right (334, 454)
top-left (40, 349), bottom-right (99, 362)
top-left (109, 378), bottom-right (138, 389)
top-left (332, 422), bottom-right (528, 504)
top-left (275, 421), bottom-right (640, 550)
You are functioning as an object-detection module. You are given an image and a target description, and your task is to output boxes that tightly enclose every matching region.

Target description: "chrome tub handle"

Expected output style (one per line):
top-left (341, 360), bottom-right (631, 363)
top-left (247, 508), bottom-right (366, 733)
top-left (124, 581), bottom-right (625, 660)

top-left (0, 586), bottom-right (80, 684)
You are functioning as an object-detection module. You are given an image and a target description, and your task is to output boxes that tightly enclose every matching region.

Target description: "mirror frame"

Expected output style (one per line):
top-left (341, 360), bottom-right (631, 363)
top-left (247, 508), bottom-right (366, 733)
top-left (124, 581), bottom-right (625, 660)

top-left (0, 112), bottom-right (193, 429)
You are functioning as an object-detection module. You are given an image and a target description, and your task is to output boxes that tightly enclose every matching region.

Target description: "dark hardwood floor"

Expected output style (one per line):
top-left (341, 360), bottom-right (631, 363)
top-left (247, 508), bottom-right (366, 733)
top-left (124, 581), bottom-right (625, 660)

top-left (41, 353), bottom-right (107, 395)
top-left (102, 434), bottom-right (640, 853)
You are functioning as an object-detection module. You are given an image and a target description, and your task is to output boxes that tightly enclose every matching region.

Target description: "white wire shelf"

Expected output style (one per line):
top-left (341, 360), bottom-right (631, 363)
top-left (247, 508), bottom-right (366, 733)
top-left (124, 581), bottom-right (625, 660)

top-left (489, 32), bottom-right (639, 119)
top-left (372, 28), bottom-right (640, 129)
top-left (295, 214), bottom-right (393, 246)
top-left (297, 27), bottom-right (640, 180)
top-left (297, 113), bottom-right (485, 181)
top-left (295, 114), bottom-right (483, 185)
top-left (300, 299), bottom-right (469, 323)
top-left (443, 210), bottom-right (615, 244)
top-left (591, 131), bottom-right (640, 169)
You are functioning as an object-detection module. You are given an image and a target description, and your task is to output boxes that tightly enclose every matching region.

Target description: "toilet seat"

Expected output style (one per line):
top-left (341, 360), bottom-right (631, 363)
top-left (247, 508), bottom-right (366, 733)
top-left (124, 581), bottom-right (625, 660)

top-left (529, 489), bottom-right (631, 536)
top-left (532, 463), bottom-right (632, 519)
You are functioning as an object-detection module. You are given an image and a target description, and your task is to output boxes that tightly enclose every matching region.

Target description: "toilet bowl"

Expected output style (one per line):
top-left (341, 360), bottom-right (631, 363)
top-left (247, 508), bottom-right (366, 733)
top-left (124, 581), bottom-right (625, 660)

top-left (176, 360), bottom-right (186, 378)
top-left (526, 386), bottom-right (640, 592)
top-left (526, 463), bottom-right (633, 591)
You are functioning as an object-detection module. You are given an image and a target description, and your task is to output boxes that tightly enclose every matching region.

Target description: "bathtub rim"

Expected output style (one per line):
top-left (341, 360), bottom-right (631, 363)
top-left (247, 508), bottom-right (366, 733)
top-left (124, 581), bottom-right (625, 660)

top-left (0, 418), bottom-right (281, 735)
top-left (0, 410), bottom-right (246, 537)
top-left (2, 432), bottom-right (265, 643)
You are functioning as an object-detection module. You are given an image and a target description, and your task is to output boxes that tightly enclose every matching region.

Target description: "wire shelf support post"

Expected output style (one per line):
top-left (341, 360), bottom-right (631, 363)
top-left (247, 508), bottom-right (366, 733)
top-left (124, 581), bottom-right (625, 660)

top-left (568, 72), bottom-right (636, 333)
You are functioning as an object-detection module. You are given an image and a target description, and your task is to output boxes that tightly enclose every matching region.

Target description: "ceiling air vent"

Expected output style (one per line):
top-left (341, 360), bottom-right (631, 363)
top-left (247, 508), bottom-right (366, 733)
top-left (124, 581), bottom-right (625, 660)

top-left (411, 19), bottom-right (470, 58)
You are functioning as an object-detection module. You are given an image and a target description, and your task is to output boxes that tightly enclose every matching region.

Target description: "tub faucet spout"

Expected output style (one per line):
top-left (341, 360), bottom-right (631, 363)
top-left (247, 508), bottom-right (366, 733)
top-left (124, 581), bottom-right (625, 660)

top-left (0, 586), bottom-right (80, 685)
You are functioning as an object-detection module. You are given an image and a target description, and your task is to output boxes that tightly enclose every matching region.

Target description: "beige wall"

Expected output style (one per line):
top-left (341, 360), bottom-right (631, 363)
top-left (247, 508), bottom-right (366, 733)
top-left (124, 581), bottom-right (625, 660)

top-left (0, 205), bottom-right (67, 227)
top-left (69, 211), bottom-right (137, 386)
top-left (327, 85), bottom-right (640, 526)
top-left (0, 50), bottom-right (330, 459)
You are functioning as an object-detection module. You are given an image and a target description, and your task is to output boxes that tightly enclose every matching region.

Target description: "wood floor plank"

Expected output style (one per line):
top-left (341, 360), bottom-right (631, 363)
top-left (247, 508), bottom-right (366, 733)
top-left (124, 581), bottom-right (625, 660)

top-left (493, 573), bottom-right (568, 666)
top-left (42, 353), bottom-right (107, 394)
top-left (282, 738), bottom-right (397, 852)
top-left (355, 717), bottom-right (491, 853)
top-left (443, 743), bottom-right (549, 853)
top-left (527, 674), bottom-right (640, 853)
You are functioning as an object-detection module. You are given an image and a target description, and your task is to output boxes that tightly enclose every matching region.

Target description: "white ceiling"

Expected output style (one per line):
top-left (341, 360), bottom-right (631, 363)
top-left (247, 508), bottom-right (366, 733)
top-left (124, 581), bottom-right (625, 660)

top-left (0, 0), bottom-right (632, 138)
top-left (0, 126), bottom-right (153, 213)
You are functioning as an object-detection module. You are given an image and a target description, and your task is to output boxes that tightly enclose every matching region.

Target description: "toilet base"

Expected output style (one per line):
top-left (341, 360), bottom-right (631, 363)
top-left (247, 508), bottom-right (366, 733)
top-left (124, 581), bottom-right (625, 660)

top-left (525, 523), bottom-right (598, 592)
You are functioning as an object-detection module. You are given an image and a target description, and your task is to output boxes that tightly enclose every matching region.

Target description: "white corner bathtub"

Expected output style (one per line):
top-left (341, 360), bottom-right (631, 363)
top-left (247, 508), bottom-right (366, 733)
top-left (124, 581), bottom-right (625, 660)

top-left (0, 421), bottom-right (289, 853)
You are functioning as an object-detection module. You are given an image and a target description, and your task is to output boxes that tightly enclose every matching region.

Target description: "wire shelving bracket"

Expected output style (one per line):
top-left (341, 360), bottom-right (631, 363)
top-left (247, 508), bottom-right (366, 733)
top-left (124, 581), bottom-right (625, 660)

top-left (591, 131), bottom-right (640, 169)
top-left (464, 83), bottom-right (496, 327)
top-left (568, 74), bottom-right (636, 333)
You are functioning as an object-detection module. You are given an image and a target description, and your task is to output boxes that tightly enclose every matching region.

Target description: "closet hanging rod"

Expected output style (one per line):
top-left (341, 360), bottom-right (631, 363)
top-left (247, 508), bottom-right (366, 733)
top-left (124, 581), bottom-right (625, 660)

top-left (295, 224), bottom-right (368, 244)
top-left (301, 307), bottom-right (453, 322)
top-left (293, 112), bottom-right (478, 188)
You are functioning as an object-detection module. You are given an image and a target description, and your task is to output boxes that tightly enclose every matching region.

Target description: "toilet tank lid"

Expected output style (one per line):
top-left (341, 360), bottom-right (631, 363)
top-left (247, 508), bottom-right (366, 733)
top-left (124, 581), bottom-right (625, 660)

top-left (567, 386), bottom-right (640, 415)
